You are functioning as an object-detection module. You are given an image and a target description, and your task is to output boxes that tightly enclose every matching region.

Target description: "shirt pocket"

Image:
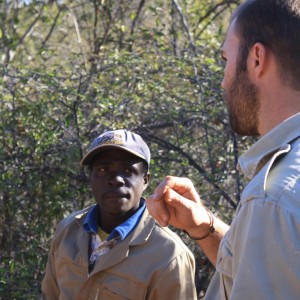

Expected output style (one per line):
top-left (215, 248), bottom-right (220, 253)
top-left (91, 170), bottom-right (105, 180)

top-left (217, 237), bottom-right (233, 278)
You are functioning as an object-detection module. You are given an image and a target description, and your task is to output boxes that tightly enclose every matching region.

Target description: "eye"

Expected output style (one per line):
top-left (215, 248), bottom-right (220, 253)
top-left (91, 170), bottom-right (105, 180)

top-left (95, 166), bottom-right (107, 173)
top-left (122, 164), bottom-right (138, 175)
top-left (124, 167), bottom-right (132, 174)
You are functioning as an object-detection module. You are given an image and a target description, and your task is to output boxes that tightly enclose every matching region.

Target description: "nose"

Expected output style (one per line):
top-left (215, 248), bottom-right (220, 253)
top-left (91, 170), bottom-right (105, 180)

top-left (107, 172), bottom-right (125, 186)
top-left (221, 76), bottom-right (225, 90)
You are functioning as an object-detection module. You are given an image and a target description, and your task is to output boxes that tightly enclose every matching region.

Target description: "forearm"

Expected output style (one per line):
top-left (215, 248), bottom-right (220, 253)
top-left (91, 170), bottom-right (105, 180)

top-left (185, 216), bottom-right (229, 266)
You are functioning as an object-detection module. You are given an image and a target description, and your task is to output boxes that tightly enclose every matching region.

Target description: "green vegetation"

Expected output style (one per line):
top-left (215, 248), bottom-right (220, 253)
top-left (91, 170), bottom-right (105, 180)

top-left (0, 0), bottom-right (254, 298)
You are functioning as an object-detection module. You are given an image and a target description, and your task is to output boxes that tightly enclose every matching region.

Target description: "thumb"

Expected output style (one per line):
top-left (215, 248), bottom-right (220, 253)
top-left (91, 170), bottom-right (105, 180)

top-left (165, 188), bottom-right (197, 211)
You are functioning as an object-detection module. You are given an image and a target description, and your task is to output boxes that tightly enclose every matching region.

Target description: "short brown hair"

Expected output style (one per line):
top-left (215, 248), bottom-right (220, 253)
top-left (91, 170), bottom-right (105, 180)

top-left (232, 0), bottom-right (300, 90)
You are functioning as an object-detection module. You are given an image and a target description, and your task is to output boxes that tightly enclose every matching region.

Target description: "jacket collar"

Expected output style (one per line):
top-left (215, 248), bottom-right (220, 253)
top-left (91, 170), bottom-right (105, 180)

top-left (238, 113), bottom-right (300, 180)
top-left (75, 205), bottom-right (94, 224)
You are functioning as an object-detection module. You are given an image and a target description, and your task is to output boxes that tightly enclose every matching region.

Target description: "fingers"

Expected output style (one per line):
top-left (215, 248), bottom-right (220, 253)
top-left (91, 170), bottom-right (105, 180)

top-left (146, 193), bottom-right (170, 227)
top-left (171, 177), bottom-right (202, 204)
top-left (146, 175), bottom-right (202, 228)
top-left (153, 176), bottom-right (202, 204)
top-left (150, 176), bottom-right (174, 200)
top-left (164, 188), bottom-right (196, 210)
top-left (146, 177), bottom-right (177, 226)
top-left (165, 188), bottom-right (204, 227)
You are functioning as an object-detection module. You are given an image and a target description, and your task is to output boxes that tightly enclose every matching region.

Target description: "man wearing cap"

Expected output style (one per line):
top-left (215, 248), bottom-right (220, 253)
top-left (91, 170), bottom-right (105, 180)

top-left (41, 129), bottom-right (197, 299)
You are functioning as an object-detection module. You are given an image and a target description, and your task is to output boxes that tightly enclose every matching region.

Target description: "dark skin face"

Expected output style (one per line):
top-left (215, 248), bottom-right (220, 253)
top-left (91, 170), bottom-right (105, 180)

top-left (90, 149), bottom-right (149, 233)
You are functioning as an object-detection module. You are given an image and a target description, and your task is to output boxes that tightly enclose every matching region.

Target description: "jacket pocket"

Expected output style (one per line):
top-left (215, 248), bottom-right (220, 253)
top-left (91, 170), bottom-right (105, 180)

top-left (91, 274), bottom-right (147, 300)
top-left (94, 287), bottom-right (130, 300)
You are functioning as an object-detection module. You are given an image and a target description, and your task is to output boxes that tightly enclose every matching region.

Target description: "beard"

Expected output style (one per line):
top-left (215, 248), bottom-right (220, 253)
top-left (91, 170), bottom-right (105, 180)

top-left (223, 64), bottom-right (260, 136)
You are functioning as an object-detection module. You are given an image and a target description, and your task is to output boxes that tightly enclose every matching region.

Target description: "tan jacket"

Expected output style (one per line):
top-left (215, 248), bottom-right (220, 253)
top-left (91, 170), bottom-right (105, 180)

top-left (41, 206), bottom-right (197, 300)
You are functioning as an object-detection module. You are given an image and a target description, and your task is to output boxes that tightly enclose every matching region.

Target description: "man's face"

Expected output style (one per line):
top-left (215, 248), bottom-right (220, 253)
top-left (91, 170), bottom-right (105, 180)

top-left (90, 149), bottom-right (149, 218)
top-left (221, 20), bottom-right (260, 136)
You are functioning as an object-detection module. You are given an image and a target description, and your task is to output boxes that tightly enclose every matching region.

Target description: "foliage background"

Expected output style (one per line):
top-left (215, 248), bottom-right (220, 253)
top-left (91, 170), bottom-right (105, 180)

top-left (0, 0), bottom-right (255, 298)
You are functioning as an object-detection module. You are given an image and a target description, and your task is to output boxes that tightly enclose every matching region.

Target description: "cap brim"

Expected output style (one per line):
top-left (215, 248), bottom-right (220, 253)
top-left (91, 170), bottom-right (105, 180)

top-left (80, 144), bottom-right (147, 166)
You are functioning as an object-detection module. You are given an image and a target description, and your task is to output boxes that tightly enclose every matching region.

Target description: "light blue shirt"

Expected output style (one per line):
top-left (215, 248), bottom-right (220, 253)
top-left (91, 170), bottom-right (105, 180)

top-left (83, 198), bottom-right (146, 241)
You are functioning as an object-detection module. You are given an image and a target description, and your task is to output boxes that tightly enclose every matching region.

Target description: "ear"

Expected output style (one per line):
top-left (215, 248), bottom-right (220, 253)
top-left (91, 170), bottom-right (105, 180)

top-left (88, 165), bottom-right (93, 181)
top-left (248, 42), bottom-right (267, 78)
top-left (143, 173), bottom-right (150, 190)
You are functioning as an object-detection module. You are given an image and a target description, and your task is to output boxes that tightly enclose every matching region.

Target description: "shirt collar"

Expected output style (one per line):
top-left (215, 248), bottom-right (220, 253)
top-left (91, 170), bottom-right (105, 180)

top-left (83, 198), bottom-right (146, 241)
top-left (238, 112), bottom-right (300, 180)
top-left (83, 204), bottom-right (100, 234)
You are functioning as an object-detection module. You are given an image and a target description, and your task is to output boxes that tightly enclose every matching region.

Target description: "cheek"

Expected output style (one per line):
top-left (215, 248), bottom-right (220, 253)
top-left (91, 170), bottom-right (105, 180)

top-left (90, 181), bottom-right (98, 194)
top-left (132, 180), bottom-right (147, 194)
top-left (90, 176), bottom-right (104, 191)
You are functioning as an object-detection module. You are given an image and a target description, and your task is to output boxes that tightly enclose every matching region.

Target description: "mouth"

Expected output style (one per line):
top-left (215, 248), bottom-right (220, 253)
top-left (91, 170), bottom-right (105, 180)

top-left (104, 192), bottom-right (129, 200)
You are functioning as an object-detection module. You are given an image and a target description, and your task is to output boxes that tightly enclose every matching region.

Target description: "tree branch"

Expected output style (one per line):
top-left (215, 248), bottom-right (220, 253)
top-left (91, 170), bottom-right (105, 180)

top-left (142, 131), bottom-right (237, 209)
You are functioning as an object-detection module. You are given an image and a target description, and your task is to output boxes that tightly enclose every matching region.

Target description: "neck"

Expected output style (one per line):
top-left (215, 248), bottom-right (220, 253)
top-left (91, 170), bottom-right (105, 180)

top-left (99, 206), bottom-right (139, 233)
top-left (258, 85), bottom-right (300, 136)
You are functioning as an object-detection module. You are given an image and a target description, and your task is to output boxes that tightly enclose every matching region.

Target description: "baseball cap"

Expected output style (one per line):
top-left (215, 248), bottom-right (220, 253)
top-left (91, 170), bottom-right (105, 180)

top-left (80, 129), bottom-right (150, 169)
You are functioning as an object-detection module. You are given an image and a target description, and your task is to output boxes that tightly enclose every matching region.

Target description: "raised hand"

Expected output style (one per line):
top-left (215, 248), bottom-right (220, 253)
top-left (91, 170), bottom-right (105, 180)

top-left (146, 176), bottom-right (210, 233)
